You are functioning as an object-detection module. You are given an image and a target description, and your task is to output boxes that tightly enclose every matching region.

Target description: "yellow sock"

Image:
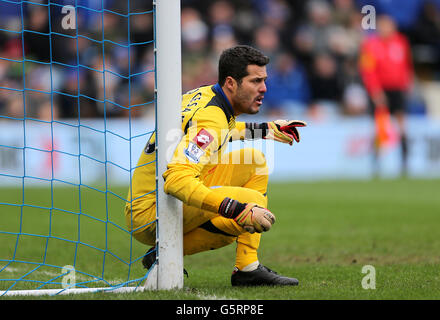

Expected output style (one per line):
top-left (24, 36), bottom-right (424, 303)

top-left (235, 241), bottom-right (259, 270)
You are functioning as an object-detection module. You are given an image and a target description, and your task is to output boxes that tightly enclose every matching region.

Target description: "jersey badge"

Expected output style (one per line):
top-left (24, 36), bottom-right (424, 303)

top-left (184, 129), bottom-right (214, 163)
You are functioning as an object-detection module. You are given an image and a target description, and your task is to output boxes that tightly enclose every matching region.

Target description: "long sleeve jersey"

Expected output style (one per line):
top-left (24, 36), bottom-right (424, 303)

top-left (128, 84), bottom-right (251, 214)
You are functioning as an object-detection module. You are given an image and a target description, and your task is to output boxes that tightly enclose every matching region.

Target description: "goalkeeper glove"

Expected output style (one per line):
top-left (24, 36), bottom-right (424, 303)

top-left (219, 198), bottom-right (276, 233)
top-left (264, 120), bottom-right (307, 145)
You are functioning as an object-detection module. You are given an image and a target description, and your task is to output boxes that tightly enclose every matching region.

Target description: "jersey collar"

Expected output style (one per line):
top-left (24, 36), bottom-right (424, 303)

top-left (212, 83), bottom-right (235, 118)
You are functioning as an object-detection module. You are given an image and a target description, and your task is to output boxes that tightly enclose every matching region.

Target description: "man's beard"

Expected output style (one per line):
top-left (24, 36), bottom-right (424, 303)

top-left (234, 88), bottom-right (259, 115)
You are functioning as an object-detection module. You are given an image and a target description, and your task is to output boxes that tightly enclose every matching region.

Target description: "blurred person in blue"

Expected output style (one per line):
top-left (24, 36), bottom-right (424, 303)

top-left (263, 52), bottom-right (311, 117)
top-left (291, 0), bottom-right (342, 71)
top-left (253, 24), bottom-right (282, 62)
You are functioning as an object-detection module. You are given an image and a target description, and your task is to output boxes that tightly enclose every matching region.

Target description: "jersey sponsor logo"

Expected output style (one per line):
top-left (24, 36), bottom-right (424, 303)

top-left (196, 133), bottom-right (211, 145)
top-left (184, 129), bottom-right (214, 163)
top-left (193, 129), bottom-right (214, 149)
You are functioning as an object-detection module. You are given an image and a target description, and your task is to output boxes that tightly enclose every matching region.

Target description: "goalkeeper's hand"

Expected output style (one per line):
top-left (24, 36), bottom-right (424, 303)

top-left (218, 198), bottom-right (276, 233)
top-left (234, 203), bottom-right (276, 234)
top-left (264, 120), bottom-right (307, 145)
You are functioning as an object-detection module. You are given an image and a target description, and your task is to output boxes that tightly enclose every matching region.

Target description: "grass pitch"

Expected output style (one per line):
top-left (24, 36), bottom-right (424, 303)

top-left (1, 178), bottom-right (440, 300)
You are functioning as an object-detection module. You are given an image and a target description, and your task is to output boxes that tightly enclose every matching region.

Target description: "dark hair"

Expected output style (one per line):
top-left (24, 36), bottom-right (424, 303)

top-left (218, 45), bottom-right (270, 86)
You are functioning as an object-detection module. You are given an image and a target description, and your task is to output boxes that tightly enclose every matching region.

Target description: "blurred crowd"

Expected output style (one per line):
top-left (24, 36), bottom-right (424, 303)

top-left (1, 0), bottom-right (440, 122)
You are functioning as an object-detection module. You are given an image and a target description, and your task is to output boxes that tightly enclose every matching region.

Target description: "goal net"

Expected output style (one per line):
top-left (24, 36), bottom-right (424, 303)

top-left (0, 0), bottom-right (182, 296)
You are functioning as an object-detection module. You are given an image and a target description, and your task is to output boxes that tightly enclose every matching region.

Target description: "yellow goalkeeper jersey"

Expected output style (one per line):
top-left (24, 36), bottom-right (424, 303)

top-left (126, 84), bottom-right (248, 217)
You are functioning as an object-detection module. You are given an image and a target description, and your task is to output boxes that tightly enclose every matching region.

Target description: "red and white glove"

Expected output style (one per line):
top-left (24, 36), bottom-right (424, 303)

top-left (264, 120), bottom-right (307, 145)
top-left (234, 203), bottom-right (276, 233)
top-left (219, 198), bottom-right (276, 233)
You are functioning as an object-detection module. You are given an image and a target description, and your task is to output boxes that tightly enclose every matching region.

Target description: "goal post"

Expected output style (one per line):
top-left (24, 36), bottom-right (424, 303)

top-left (152, 0), bottom-right (184, 290)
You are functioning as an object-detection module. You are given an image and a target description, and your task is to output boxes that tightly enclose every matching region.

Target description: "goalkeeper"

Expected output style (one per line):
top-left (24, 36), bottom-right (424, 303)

top-left (125, 45), bottom-right (306, 286)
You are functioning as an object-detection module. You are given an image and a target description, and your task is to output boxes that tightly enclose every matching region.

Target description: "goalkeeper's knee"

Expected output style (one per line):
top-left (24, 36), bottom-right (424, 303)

top-left (229, 186), bottom-right (267, 209)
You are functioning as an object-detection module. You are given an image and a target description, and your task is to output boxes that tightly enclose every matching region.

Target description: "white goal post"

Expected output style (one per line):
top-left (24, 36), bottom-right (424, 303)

top-left (149, 0), bottom-right (184, 290)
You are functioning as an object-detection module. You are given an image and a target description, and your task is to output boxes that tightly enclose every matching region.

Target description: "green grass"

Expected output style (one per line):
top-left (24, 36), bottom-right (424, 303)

top-left (1, 178), bottom-right (440, 300)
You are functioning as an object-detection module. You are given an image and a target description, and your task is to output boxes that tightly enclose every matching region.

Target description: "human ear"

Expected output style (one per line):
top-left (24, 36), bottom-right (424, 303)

top-left (224, 76), bottom-right (237, 93)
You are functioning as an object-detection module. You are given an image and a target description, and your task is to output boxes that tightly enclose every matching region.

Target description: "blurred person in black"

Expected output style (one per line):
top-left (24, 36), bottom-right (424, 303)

top-left (308, 51), bottom-right (344, 120)
top-left (411, 0), bottom-right (440, 77)
top-left (24, 5), bottom-right (50, 62)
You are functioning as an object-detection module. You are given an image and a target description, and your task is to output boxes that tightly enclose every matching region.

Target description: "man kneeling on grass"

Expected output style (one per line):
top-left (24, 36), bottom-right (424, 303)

top-left (125, 45), bottom-right (306, 286)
